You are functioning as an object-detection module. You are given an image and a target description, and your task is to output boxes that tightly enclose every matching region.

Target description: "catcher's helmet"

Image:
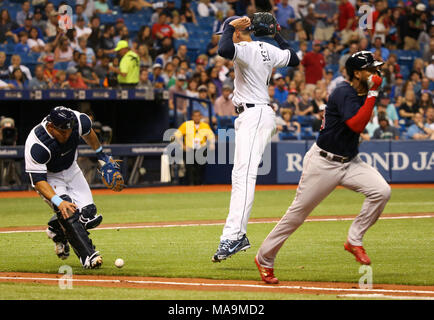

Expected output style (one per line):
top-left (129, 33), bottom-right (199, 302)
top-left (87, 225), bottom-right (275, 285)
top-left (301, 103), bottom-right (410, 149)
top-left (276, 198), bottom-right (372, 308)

top-left (215, 15), bottom-right (252, 35)
top-left (47, 106), bottom-right (75, 130)
top-left (345, 51), bottom-right (384, 80)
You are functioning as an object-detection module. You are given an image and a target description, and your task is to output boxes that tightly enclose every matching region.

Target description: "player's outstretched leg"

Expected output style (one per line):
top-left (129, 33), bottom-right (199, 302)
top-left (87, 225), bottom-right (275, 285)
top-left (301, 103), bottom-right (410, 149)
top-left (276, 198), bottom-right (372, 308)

top-left (46, 214), bottom-right (70, 260)
top-left (55, 195), bottom-right (102, 269)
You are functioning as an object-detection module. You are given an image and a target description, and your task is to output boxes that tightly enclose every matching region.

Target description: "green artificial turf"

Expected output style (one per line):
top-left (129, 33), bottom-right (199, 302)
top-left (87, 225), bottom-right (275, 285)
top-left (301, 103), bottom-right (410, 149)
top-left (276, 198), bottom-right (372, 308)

top-left (0, 188), bottom-right (433, 228)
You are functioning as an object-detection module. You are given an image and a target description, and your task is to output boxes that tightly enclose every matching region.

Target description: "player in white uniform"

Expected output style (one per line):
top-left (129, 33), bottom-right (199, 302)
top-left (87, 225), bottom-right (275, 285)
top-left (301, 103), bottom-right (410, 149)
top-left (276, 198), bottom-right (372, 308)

top-left (212, 16), bottom-right (300, 262)
top-left (25, 106), bottom-right (113, 269)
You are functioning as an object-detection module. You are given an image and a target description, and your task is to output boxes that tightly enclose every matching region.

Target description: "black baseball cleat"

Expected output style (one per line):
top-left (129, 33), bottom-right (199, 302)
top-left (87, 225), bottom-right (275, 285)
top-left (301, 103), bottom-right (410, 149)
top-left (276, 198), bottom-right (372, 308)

top-left (81, 252), bottom-right (103, 269)
top-left (212, 235), bottom-right (251, 262)
top-left (54, 241), bottom-right (70, 260)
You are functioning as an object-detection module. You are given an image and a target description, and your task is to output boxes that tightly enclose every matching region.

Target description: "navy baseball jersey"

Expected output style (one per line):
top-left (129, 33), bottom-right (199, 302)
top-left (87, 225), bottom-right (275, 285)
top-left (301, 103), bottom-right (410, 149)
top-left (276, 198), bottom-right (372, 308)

top-left (317, 81), bottom-right (366, 158)
top-left (25, 110), bottom-right (92, 175)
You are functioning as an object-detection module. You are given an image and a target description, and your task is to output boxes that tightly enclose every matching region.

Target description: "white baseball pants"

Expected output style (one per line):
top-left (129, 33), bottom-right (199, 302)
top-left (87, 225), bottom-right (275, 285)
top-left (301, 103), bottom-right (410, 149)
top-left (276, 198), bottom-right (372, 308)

top-left (221, 105), bottom-right (276, 241)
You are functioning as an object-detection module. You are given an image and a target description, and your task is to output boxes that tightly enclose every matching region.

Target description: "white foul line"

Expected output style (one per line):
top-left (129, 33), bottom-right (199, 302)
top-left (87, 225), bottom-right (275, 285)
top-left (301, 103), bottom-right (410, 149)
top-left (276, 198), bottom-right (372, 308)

top-left (0, 215), bottom-right (433, 234)
top-left (0, 276), bottom-right (433, 299)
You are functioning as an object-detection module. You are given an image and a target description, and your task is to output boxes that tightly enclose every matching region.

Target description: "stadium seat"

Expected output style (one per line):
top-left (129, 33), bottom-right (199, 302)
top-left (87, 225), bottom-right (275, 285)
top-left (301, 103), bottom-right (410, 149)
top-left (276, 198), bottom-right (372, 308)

top-left (279, 131), bottom-right (299, 140)
top-left (300, 127), bottom-right (317, 140)
top-left (216, 116), bottom-right (234, 130)
top-left (54, 61), bottom-right (69, 70)
top-left (296, 115), bottom-right (314, 128)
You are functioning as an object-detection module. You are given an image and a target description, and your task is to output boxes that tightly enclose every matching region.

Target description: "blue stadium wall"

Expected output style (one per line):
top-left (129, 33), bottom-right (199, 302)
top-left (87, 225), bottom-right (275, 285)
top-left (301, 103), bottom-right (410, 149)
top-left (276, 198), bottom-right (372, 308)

top-left (205, 140), bottom-right (434, 184)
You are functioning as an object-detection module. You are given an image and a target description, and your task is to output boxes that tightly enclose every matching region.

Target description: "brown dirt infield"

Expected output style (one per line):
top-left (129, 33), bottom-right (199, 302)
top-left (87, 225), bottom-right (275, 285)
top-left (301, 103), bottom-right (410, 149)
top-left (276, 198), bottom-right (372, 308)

top-left (0, 272), bottom-right (433, 299)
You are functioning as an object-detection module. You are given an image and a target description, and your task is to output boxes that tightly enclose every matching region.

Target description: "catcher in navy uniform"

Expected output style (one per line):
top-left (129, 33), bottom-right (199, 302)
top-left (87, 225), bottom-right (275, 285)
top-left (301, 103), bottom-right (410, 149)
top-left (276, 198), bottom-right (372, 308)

top-left (24, 106), bottom-right (124, 269)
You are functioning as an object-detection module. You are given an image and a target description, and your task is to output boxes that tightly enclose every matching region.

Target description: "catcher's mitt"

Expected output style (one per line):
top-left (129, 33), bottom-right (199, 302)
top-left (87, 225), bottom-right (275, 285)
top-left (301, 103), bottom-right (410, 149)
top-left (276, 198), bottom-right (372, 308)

top-left (251, 12), bottom-right (278, 37)
top-left (98, 157), bottom-right (125, 192)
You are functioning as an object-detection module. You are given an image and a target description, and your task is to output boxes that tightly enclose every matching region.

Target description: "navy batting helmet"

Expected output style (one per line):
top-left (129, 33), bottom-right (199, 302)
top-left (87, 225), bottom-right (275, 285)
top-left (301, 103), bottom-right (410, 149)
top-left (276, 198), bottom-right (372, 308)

top-left (345, 51), bottom-right (384, 80)
top-left (215, 16), bottom-right (252, 35)
top-left (47, 106), bottom-right (75, 130)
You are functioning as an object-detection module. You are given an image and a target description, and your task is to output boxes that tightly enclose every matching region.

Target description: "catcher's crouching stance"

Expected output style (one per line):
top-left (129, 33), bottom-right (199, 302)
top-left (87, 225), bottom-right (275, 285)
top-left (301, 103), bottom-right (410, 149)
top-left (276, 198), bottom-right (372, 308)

top-left (25, 107), bottom-right (124, 269)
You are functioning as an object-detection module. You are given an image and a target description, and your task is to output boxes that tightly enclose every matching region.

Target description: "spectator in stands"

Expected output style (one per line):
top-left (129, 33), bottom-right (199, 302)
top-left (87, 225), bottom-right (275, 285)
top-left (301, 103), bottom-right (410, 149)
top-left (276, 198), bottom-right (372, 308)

top-left (222, 67), bottom-right (234, 90)
top-left (206, 34), bottom-right (220, 62)
top-left (100, 24), bottom-right (116, 55)
top-left (120, 0), bottom-right (153, 12)
top-left (8, 54), bottom-right (32, 81)
top-left (170, 13), bottom-right (189, 41)
top-left (372, 114), bottom-right (400, 140)
top-left (169, 73), bottom-right (188, 117)
top-left (42, 54), bottom-right (57, 84)
top-left (272, 73), bottom-right (289, 105)
top-left (162, 61), bottom-right (176, 88)
top-left (372, 9), bottom-right (391, 46)
top-left (27, 27), bottom-right (45, 53)
top-left (207, 81), bottom-right (218, 107)
top-left (32, 8), bottom-right (46, 36)
top-left (73, 4), bottom-right (89, 26)
top-left (214, 84), bottom-right (236, 117)
top-left (175, 110), bottom-right (215, 185)
top-left (402, 4), bottom-right (425, 50)
top-left (407, 112), bottom-right (434, 140)
top-left (66, 50), bottom-right (81, 69)
top-left (0, 52), bottom-right (9, 81)
top-left (94, 55), bottom-right (110, 81)
top-left (87, 16), bottom-right (103, 52)
top-left (14, 31), bottom-right (31, 55)
top-left (294, 20), bottom-right (308, 41)
top-left (339, 41), bottom-right (358, 69)
top-left (198, 0), bottom-right (218, 17)
top-left (426, 106), bottom-right (434, 132)
top-left (180, 0), bottom-right (198, 24)
top-left (95, 0), bottom-right (113, 14)
top-left (66, 66), bottom-right (87, 88)
top-left (0, 9), bottom-right (19, 44)
top-left (295, 41), bottom-right (307, 61)
top-left (412, 58), bottom-right (426, 79)
top-left (76, 52), bottom-right (100, 87)
top-left (155, 46), bottom-right (175, 68)
top-left (312, 87), bottom-right (327, 114)
top-left (9, 67), bottom-right (28, 89)
top-left (0, 78), bottom-right (15, 89)
top-left (45, 11), bottom-right (59, 41)
top-left (65, 28), bottom-right (79, 51)
top-left (422, 39), bottom-right (434, 65)
top-left (375, 93), bottom-right (399, 128)
top-left (420, 92), bottom-right (433, 114)
top-left (114, 25), bottom-right (133, 49)
top-left (370, 36), bottom-right (390, 61)
top-left (301, 40), bottom-right (325, 92)
top-left (295, 90), bottom-right (314, 116)
top-left (149, 63), bottom-right (165, 89)
top-left (137, 67), bottom-right (153, 90)
top-left (176, 44), bottom-right (190, 65)
top-left (186, 78), bottom-right (199, 98)
top-left (281, 89), bottom-right (298, 113)
top-left (164, 0), bottom-right (180, 18)
top-left (275, 108), bottom-right (301, 140)
top-left (16, 1), bottom-right (31, 27)
top-left (14, 13), bottom-right (43, 39)
top-left (338, 0), bottom-right (358, 45)
top-left (209, 67), bottom-right (223, 97)
top-left (28, 64), bottom-right (50, 89)
top-left (392, 73), bottom-right (404, 101)
top-left (425, 55), bottom-right (434, 82)
top-left (54, 36), bottom-right (73, 63)
top-left (135, 26), bottom-right (154, 55)
top-left (77, 36), bottom-right (96, 67)
top-left (314, 0), bottom-right (338, 42)
top-left (274, 0), bottom-right (296, 40)
top-left (193, 85), bottom-right (213, 121)
top-left (398, 90), bottom-right (423, 124)
top-left (136, 44), bottom-right (152, 68)
top-left (75, 16), bottom-right (92, 40)
top-left (152, 12), bottom-right (174, 41)
top-left (215, 0), bottom-right (231, 17)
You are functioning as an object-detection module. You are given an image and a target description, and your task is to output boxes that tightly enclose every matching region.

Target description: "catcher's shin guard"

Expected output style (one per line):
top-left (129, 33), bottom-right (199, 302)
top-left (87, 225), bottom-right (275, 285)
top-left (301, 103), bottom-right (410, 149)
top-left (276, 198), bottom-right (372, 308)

top-left (79, 204), bottom-right (103, 230)
top-left (46, 214), bottom-right (70, 260)
top-left (57, 210), bottom-right (102, 269)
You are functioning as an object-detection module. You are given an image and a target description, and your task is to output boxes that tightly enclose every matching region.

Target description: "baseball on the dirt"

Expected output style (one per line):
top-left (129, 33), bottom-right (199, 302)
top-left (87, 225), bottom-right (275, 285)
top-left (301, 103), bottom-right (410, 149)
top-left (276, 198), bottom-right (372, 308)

top-left (115, 258), bottom-right (124, 268)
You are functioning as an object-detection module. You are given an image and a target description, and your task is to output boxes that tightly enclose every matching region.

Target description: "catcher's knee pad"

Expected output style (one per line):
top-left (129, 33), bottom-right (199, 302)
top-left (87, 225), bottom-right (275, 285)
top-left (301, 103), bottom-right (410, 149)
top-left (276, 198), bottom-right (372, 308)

top-left (79, 204), bottom-right (103, 230)
top-left (58, 211), bottom-right (100, 268)
top-left (46, 214), bottom-right (67, 243)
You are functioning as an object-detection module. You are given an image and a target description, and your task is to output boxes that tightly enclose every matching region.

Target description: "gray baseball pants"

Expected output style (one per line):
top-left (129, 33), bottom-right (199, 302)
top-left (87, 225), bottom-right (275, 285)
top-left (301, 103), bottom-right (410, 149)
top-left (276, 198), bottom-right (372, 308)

top-left (257, 143), bottom-right (391, 268)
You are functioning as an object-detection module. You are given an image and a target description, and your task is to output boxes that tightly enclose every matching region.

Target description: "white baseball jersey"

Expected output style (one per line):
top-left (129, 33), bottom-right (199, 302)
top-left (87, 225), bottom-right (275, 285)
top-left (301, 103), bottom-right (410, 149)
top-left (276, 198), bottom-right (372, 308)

top-left (232, 41), bottom-right (291, 106)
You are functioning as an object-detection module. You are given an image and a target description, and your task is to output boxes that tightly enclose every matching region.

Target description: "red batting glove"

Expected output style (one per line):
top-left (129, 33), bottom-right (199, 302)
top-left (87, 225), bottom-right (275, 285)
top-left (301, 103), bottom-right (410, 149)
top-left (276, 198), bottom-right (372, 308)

top-left (367, 74), bottom-right (382, 97)
top-left (276, 23), bottom-right (281, 32)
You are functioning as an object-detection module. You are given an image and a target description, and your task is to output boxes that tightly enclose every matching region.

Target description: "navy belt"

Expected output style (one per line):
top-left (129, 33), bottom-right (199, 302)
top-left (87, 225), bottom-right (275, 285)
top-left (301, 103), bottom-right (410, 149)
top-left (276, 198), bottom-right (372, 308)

top-left (319, 151), bottom-right (352, 163)
top-left (235, 103), bottom-right (271, 114)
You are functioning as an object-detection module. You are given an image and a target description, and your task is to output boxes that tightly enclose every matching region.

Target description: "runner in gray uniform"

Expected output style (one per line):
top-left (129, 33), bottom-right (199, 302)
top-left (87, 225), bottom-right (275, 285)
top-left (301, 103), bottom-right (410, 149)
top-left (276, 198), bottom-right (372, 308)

top-left (255, 51), bottom-right (391, 284)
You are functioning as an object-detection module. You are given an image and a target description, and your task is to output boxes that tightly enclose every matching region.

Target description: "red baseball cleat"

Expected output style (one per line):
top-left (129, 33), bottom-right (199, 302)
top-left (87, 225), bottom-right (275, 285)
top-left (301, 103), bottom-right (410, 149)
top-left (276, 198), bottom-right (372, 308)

top-left (255, 256), bottom-right (279, 284)
top-left (344, 241), bottom-right (371, 265)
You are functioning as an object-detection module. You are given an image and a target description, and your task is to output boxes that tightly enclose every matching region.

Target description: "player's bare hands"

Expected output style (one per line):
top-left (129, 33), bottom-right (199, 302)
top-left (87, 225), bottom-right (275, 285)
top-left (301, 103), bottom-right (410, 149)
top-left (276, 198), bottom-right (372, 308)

top-left (229, 16), bottom-right (251, 30)
top-left (58, 201), bottom-right (77, 219)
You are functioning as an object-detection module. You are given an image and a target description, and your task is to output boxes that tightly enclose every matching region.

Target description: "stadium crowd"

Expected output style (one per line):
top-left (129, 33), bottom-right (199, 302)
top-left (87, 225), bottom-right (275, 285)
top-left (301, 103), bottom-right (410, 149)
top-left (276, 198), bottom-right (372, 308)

top-left (0, 0), bottom-right (433, 141)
